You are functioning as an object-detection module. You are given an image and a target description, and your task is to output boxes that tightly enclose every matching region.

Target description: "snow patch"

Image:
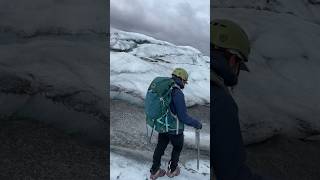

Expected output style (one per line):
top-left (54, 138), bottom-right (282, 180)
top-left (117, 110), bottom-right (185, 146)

top-left (184, 130), bottom-right (210, 151)
top-left (110, 152), bottom-right (210, 180)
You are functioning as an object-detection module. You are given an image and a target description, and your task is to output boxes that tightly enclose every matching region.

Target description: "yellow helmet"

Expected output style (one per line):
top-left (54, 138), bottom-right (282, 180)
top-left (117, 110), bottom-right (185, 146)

top-left (172, 68), bottom-right (188, 82)
top-left (211, 19), bottom-right (251, 71)
top-left (211, 19), bottom-right (250, 62)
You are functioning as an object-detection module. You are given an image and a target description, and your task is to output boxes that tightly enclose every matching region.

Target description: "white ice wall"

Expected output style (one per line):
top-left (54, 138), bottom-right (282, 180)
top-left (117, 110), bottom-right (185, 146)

top-left (0, 0), bottom-right (106, 35)
top-left (0, 0), bottom-right (108, 145)
top-left (212, 0), bottom-right (320, 144)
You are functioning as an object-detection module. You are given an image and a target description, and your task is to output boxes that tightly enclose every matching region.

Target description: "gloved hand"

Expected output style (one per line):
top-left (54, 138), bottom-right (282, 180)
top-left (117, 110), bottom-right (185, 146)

top-left (195, 121), bottom-right (202, 129)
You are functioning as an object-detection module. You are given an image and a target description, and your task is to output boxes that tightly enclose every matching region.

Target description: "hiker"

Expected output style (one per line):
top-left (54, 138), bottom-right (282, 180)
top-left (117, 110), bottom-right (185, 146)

top-left (145, 68), bottom-right (202, 180)
top-left (211, 19), bottom-right (263, 180)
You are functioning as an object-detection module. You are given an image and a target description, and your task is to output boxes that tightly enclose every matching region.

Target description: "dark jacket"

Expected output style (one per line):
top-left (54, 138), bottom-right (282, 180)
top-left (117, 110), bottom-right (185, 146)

top-left (167, 76), bottom-right (202, 134)
top-left (211, 49), bottom-right (261, 180)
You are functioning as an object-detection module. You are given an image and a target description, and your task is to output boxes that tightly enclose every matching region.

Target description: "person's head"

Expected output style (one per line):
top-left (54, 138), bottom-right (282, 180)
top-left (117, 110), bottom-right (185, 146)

top-left (172, 68), bottom-right (188, 86)
top-left (211, 19), bottom-right (250, 79)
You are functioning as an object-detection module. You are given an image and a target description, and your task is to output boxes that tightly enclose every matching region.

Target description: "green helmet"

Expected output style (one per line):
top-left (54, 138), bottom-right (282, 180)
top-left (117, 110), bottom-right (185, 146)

top-left (172, 68), bottom-right (188, 82)
top-left (211, 19), bottom-right (250, 62)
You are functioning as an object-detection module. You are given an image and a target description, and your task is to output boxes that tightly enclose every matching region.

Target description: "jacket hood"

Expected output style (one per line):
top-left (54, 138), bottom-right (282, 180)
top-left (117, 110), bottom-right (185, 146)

top-left (172, 76), bottom-right (184, 89)
top-left (211, 49), bottom-right (238, 87)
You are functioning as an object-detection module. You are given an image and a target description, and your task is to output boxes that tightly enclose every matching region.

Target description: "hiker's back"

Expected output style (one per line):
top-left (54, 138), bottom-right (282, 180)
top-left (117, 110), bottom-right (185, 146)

top-left (144, 77), bottom-right (183, 134)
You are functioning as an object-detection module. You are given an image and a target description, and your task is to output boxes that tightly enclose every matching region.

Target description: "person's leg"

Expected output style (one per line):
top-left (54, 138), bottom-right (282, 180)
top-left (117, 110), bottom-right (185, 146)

top-left (168, 133), bottom-right (184, 172)
top-left (150, 133), bottom-right (170, 174)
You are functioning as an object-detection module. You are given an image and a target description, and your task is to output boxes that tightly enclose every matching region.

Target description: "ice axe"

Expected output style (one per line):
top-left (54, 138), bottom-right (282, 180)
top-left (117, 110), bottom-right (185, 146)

top-left (195, 128), bottom-right (200, 170)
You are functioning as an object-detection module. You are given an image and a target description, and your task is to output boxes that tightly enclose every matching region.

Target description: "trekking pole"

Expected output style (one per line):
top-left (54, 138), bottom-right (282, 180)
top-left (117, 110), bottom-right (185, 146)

top-left (195, 128), bottom-right (200, 170)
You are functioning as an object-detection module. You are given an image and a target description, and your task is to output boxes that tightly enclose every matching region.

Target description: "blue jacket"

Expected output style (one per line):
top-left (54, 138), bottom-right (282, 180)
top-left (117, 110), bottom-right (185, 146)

top-left (211, 49), bottom-right (261, 180)
top-left (167, 76), bottom-right (202, 134)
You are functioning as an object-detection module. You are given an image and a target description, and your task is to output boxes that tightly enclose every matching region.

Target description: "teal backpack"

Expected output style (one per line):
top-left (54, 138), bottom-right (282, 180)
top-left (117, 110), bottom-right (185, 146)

top-left (144, 77), bottom-right (184, 141)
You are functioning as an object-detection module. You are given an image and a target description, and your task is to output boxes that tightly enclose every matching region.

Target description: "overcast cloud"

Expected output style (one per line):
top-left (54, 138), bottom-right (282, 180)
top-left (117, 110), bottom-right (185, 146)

top-left (110, 0), bottom-right (210, 55)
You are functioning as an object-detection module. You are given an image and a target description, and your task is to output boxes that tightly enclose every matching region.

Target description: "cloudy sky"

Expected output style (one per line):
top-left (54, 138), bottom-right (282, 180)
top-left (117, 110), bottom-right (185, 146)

top-left (110, 0), bottom-right (210, 55)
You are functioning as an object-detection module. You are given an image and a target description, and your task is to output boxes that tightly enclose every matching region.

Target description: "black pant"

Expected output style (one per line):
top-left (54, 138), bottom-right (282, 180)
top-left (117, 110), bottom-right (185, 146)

top-left (150, 133), bottom-right (184, 174)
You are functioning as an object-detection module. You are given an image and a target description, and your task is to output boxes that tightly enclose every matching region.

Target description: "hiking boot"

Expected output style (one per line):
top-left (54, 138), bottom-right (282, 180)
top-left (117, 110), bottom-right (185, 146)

top-left (166, 166), bottom-right (180, 178)
top-left (150, 168), bottom-right (166, 180)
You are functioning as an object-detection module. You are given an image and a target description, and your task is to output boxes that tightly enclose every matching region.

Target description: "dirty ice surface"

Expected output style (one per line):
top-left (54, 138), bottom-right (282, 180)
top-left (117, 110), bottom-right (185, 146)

top-left (110, 152), bottom-right (210, 180)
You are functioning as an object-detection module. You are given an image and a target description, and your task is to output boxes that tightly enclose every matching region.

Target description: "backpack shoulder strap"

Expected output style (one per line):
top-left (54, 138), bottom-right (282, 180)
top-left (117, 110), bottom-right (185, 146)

top-left (172, 83), bottom-right (180, 90)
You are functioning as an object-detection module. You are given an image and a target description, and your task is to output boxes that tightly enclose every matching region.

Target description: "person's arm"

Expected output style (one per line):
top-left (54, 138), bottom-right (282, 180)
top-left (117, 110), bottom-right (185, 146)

top-left (172, 89), bottom-right (202, 129)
